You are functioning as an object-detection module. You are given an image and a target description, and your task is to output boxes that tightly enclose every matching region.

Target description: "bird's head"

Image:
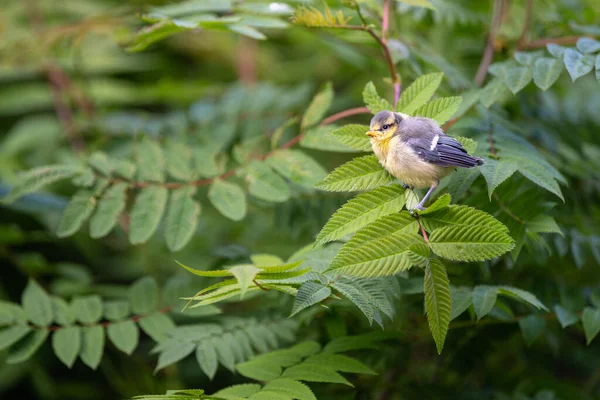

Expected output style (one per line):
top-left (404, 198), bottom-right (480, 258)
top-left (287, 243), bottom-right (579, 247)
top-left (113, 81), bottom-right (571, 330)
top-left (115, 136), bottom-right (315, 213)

top-left (367, 110), bottom-right (404, 142)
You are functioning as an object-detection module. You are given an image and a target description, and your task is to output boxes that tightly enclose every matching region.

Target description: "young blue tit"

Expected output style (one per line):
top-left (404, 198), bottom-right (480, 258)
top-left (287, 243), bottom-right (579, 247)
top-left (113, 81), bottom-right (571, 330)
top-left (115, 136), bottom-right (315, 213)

top-left (367, 110), bottom-right (484, 210)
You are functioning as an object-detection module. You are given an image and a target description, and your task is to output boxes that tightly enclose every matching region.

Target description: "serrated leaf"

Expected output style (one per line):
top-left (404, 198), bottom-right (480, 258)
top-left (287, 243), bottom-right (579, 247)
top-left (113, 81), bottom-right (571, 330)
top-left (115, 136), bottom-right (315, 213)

top-left (72, 295), bottom-right (103, 324)
top-left (424, 259), bottom-right (451, 354)
top-left (397, 72), bottom-right (443, 114)
top-left (57, 190), bottom-right (96, 237)
top-left (212, 335), bottom-right (236, 372)
top-left (89, 182), bottom-right (128, 238)
top-left (315, 185), bottom-right (406, 245)
top-left (88, 151), bottom-right (112, 176)
top-left (415, 194), bottom-right (451, 215)
top-left (130, 276), bottom-right (159, 315)
top-left (251, 254), bottom-right (285, 267)
top-left (497, 286), bottom-right (548, 311)
top-left (301, 125), bottom-right (356, 153)
top-left (516, 159), bottom-right (564, 201)
top-left (290, 282), bottom-right (331, 316)
top-left (52, 326), bottom-right (81, 367)
top-left (527, 215), bottom-right (562, 235)
top-left (429, 225), bottom-right (514, 262)
top-left (413, 96), bottom-right (462, 125)
top-left (135, 139), bottom-right (165, 182)
top-left (315, 155), bottom-right (395, 192)
top-left (263, 378), bottom-right (316, 400)
top-left (6, 329), bottom-right (48, 364)
top-left (3, 165), bottom-right (83, 203)
top-left (229, 24), bottom-right (266, 40)
top-left (454, 136), bottom-right (478, 154)
top-left (327, 232), bottom-right (428, 277)
top-left (155, 341), bottom-right (195, 372)
top-left (176, 261), bottom-right (233, 277)
top-left (363, 82), bottom-right (392, 114)
top-left (129, 186), bottom-right (168, 244)
top-left (165, 187), bottom-right (200, 251)
top-left (582, 307), bottom-right (600, 345)
top-left (304, 353), bottom-right (376, 374)
top-left (267, 150), bottom-right (327, 188)
top-left (563, 49), bottom-right (595, 82)
top-left (480, 77), bottom-right (508, 108)
top-left (302, 82), bottom-right (333, 129)
top-left (164, 140), bottom-right (193, 181)
top-left (546, 43), bottom-right (567, 58)
top-left (107, 320), bottom-right (139, 355)
top-left (472, 285), bottom-right (498, 321)
top-left (514, 51), bottom-right (544, 66)
top-left (505, 66), bottom-right (533, 94)
top-left (208, 179), bottom-right (246, 221)
top-left (518, 315), bottom-right (546, 346)
top-left (229, 264), bottom-right (260, 298)
top-left (139, 313), bottom-right (175, 343)
top-left (0, 325), bottom-right (31, 351)
top-left (576, 37), bottom-right (600, 54)
top-left (422, 204), bottom-right (510, 234)
top-left (533, 58), bottom-right (564, 91)
top-left (447, 167), bottom-right (480, 201)
top-left (282, 363), bottom-right (352, 386)
top-left (480, 159), bottom-right (518, 199)
top-left (246, 161), bottom-right (290, 203)
top-left (79, 325), bottom-right (104, 369)
top-left (450, 287), bottom-right (472, 320)
top-left (196, 339), bottom-right (218, 379)
top-left (331, 282), bottom-right (376, 324)
top-left (215, 383), bottom-right (262, 397)
top-left (22, 280), bottom-right (53, 327)
top-left (329, 125), bottom-right (372, 152)
top-left (554, 305), bottom-right (579, 328)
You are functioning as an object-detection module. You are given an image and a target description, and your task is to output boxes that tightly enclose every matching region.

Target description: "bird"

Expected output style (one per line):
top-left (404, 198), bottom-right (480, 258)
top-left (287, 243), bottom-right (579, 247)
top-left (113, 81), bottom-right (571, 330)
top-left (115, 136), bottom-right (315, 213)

top-left (366, 110), bottom-right (484, 211)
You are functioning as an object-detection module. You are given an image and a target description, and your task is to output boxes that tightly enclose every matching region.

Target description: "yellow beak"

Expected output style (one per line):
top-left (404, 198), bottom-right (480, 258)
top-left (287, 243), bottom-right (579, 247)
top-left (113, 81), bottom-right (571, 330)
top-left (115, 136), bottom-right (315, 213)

top-left (366, 131), bottom-right (377, 137)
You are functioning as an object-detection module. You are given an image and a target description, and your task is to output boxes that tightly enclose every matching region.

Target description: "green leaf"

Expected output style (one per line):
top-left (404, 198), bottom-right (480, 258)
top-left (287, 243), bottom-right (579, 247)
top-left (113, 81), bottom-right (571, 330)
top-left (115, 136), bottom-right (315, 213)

top-left (208, 179), bottom-right (247, 221)
top-left (3, 165), bottom-right (83, 203)
top-left (282, 363), bottom-right (352, 386)
top-left (315, 155), bottom-right (395, 192)
top-left (6, 329), bottom-right (48, 364)
top-left (103, 301), bottom-right (130, 321)
top-left (415, 194), bottom-right (451, 215)
top-left (327, 232), bottom-right (428, 277)
top-left (497, 286), bottom-right (548, 311)
top-left (251, 254), bottom-right (285, 267)
top-left (454, 136), bottom-right (478, 154)
top-left (245, 161), bottom-right (290, 203)
top-left (0, 325), bottom-right (31, 351)
top-left (329, 125), bottom-right (372, 152)
top-left (176, 261), bottom-right (233, 277)
top-left (424, 259), bottom-right (451, 354)
top-left (304, 353), bottom-right (376, 374)
top-left (79, 325), bottom-right (104, 369)
top-left (479, 77), bottom-right (509, 108)
top-left (527, 215), bottom-right (562, 235)
top-left (300, 125), bottom-right (356, 153)
top-left (229, 24), bottom-right (266, 40)
top-left (155, 341), bottom-right (196, 372)
top-left (89, 182), bottom-right (128, 238)
top-left (429, 225), bottom-right (514, 262)
top-left (263, 378), bottom-right (316, 400)
top-left (212, 335), bottom-right (236, 372)
top-left (596, 54), bottom-right (600, 83)
top-left (518, 315), bottom-right (546, 346)
top-left (315, 185), bottom-right (406, 245)
top-left (514, 51), bottom-right (544, 66)
top-left (229, 265), bottom-right (260, 298)
top-left (130, 276), bottom-right (159, 315)
top-left (554, 305), bottom-right (579, 328)
top-left (446, 167), bottom-right (480, 201)
top-left (107, 320), bottom-right (139, 355)
top-left (301, 82), bottom-right (333, 130)
top-left (52, 326), bottom-right (81, 367)
top-left (129, 186), bottom-right (169, 244)
top-left (421, 205), bottom-right (509, 234)
top-left (135, 139), bottom-right (165, 182)
top-left (72, 295), bottom-right (103, 324)
top-left (57, 190), bottom-right (96, 237)
top-left (237, 358), bottom-right (282, 381)
top-left (22, 280), bottom-right (53, 327)
top-left (88, 152), bottom-right (112, 176)
top-left (504, 66), bottom-right (533, 94)
top-left (290, 282), bottom-right (331, 316)
top-left (165, 187), bottom-right (200, 251)
top-left (139, 313), bottom-right (175, 343)
top-left (164, 140), bottom-right (193, 181)
top-left (267, 150), bottom-right (327, 188)
top-left (576, 37), bottom-right (600, 54)
top-left (450, 287), bottom-right (472, 321)
top-left (331, 282), bottom-right (376, 324)
top-left (397, 72), bottom-right (444, 114)
top-left (533, 58), bottom-right (564, 91)
top-left (196, 339), bottom-right (218, 379)
top-left (479, 159), bottom-right (518, 199)
top-left (214, 384), bottom-right (262, 397)
top-left (563, 49), bottom-right (595, 82)
top-left (363, 82), bottom-right (393, 114)
top-left (413, 96), bottom-right (462, 125)
top-left (472, 285), bottom-right (498, 321)
top-left (398, 0), bottom-right (436, 9)
top-left (547, 43), bottom-right (567, 58)
top-left (582, 307), bottom-right (600, 345)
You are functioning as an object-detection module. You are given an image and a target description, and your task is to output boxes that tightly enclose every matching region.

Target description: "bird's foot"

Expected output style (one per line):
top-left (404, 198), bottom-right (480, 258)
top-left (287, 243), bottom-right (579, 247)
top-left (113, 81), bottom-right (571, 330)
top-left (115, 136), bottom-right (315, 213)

top-left (409, 203), bottom-right (427, 214)
top-left (402, 183), bottom-right (414, 190)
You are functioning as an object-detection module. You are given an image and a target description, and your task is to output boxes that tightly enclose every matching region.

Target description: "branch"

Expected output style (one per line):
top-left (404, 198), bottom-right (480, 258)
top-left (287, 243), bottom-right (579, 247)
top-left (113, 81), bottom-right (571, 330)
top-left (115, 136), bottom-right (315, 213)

top-left (520, 35), bottom-right (590, 50)
top-left (382, 0), bottom-right (390, 43)
top-left (517, 0), bottom-right (534, 49)
top-left (474, 0), bottom-right (506, 87)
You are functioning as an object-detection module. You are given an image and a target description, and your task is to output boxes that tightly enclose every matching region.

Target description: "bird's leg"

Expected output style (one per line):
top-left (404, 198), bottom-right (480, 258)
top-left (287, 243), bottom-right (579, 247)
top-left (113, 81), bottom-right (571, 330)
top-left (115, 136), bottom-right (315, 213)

top-left (413, 181), bottom-right (438, 211)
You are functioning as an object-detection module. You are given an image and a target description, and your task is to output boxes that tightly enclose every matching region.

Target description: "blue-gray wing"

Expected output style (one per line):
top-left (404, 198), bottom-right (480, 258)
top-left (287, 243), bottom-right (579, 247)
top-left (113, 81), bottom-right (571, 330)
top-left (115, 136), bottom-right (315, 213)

top-left (406, 135), bottom-right (483, 168)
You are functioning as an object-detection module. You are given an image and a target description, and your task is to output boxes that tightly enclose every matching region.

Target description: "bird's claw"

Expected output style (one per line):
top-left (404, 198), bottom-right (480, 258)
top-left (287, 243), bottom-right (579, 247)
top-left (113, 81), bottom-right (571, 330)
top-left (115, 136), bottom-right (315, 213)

top-left (402, 183), bottom-right (414, 190)
top-left (409, 204), bottom-right (427, 214)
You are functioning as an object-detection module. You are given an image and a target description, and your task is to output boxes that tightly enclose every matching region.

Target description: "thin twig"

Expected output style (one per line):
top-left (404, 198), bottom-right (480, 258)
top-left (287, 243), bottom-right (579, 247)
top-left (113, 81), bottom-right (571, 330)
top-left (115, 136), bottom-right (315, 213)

top-left (488, 127), bottom-right (497, 157)
top-left (382, 0), bottom-right (390, 43)
top-left (516, 0), bottom-right (534, 50)
top-left (237, 36), bottom-right (258, 85)
top-left (493, 192), bottom-right (525, 224)
top-left (474, 0), bottom-right (505, 87)
top-left (520, 35), bottom-right (591, 49)
top-left (417, 215), bottom-right (430, 246)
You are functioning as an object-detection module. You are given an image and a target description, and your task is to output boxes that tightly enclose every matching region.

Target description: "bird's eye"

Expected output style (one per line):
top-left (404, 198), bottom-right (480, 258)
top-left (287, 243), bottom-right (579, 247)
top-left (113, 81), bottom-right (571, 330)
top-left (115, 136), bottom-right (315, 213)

top-left (382, 124), bottom-right (389, 130)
